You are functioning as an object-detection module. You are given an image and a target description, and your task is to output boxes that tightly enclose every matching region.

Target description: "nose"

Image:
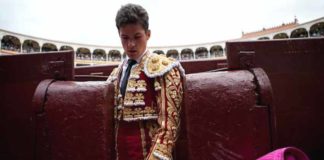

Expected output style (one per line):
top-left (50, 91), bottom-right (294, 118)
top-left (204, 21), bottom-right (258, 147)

top-left (127, 39), bottom-right (136, 48)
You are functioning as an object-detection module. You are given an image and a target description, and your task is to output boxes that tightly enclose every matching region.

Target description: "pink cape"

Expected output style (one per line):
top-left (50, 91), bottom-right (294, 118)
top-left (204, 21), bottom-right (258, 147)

top-left (257, 147), bottom-right (310, 160)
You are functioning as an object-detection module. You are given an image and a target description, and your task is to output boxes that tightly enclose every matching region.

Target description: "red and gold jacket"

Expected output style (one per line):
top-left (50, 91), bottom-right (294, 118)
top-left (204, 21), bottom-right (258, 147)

top-left (107, 52), bottom-right (185, 160)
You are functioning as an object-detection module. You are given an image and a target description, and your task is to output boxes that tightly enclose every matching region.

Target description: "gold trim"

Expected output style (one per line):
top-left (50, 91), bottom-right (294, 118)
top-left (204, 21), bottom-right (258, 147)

top-left (121, 106), bottom-right (158, 121)
top-left (157, 77), bottom-right (166, 144)
top-left (139, 121), bottom-right (148, 158)
top-left (146, 54), bottom-right (176, 75)
top-left (149, 68), bottom-right (183, 160)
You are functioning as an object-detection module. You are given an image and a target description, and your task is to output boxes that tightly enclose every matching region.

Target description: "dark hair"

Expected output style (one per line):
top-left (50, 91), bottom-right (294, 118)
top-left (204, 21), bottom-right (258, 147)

top-left (115, 3), bottom-right (149, 31)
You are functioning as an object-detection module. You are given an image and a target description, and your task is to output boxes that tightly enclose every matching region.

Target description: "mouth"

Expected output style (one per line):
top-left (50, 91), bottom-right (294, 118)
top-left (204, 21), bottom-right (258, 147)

top-left (128, 50), bottom-right (137, 54)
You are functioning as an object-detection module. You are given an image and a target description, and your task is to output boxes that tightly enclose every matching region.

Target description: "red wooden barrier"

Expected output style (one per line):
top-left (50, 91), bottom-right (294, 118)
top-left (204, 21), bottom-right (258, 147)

top-left (74, 59), bottom-right (228, 81)
top-left (32, 80), bottom-right (115, 159)
top-left (226, 38), bottom-right (324, 159)
top-left (31, 67), bottom-right (272, 160)
top-left (0, 51), bottom-right (74, 159)
top-left (181, 68), bottom-right (273, 160)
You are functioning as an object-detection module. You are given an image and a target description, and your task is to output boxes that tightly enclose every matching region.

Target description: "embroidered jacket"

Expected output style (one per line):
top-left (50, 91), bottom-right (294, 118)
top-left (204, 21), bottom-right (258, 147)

top-left (107, 52), bottom-right (185, 160)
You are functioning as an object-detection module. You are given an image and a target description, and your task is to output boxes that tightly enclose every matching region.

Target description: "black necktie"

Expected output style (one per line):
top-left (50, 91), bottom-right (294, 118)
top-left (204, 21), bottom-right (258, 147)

top-left (120, 59), bottom-right (137, 98)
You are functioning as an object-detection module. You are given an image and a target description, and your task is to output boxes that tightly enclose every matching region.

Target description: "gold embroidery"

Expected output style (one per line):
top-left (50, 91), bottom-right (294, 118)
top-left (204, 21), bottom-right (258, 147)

top-left (123, 107), bottom-right (132, 119)
top-left (146, 121), bottom-right (159, 140)
top-left (115, 120), bottom-right (120, 160)
top-left (152, 64), bottom-right (159, 71)
top-left (152, 56), bottom-right (159, 63)
top-left (106, 68), bottom-right (119, 82)
top-left (113, 80), bottom-right (119, 106)
top-left (149, 68), bottom-right (183, 160)
top-left (129, 71), bottom-right (140, 79)
top-left (133, 108), bottom-right (143, 118)
top-left (122, 106), bottom-right (158, 121)
top-left (146, 54), bottom-right (176, 76)
top-left (139, 121), bottom-right (148, 158)
top-left (162, 60), bottom-right (169, 66)
top-left (154, 143), bottom-right (172, 158)
top-left (126, 79), bottom-right (147, 92)
top-left (129, 53), bottom-right (149, 79)
top-left (137, 80), bottom-right (147, 91)
top-left (134, 93), bottom-right (145, 106)
top-left (154, 80), bottom-right (161, 91)
top-left (143, 106), bottom-right (156, 116)
top-left (108, 66), bottom-right (123, 159)
top-left (124, 92), bottom-right (134, 106)
top-left (127, 79), bottom-right (137, 89)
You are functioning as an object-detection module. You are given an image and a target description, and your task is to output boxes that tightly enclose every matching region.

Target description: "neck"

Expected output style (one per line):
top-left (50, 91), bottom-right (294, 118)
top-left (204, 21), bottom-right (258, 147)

top-left (129, 49), bottom-right (148, 63)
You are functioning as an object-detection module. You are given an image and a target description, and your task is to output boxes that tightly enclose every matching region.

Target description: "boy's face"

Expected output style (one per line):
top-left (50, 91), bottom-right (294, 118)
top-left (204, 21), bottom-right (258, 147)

top-left (119, 23), bottom-right (151, 60)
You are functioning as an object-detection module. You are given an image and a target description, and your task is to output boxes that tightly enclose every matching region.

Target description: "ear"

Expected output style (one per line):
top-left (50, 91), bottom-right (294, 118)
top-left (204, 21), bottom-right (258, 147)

top-left (146, 29), bottom-right (151, 40)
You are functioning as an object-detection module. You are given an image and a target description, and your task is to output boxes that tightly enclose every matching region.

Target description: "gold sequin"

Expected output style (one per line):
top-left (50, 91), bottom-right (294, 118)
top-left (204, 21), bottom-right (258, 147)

top-left (162, 60), bottom-right (169, 66)
top-left (152, 65), bottom-right (159, 71)
top-left (146, 54), bottom-right (176, 75)
top-left (152, 57), bottom-right (159, 63)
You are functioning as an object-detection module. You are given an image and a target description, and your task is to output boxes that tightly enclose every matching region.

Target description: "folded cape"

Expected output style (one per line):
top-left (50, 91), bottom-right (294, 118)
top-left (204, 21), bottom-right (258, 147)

top-left (257, 147), bottom-right (310, 160)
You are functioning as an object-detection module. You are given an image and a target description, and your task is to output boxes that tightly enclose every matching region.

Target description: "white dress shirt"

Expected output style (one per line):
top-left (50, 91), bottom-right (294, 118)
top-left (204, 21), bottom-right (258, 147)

top-left (119, 49), bottom-right (149, 87)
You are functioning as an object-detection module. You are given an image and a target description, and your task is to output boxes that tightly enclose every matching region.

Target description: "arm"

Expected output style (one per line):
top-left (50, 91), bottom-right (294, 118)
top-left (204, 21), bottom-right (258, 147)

top-left (147, 67), bottom-right (184, 160)
top-left (106, 68), bottom-right (119, 82)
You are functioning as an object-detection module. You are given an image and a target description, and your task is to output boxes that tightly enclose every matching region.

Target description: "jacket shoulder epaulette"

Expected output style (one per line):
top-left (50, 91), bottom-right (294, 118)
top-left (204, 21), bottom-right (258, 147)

top-left (106, 67), bottom-right (119, 82)
top-left (144, 53), bottom-right (183, 78)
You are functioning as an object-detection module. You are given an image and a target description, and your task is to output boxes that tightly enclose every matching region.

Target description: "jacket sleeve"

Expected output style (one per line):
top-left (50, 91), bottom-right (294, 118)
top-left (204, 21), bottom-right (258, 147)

top-left (147, 67), bottom-right (184, 160)
top-left (106, 68), bottom-right (119, 83)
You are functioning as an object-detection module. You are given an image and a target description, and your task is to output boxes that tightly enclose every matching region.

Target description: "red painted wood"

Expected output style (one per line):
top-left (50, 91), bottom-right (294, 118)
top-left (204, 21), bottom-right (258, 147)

top-left (33, 81), bottom-right (115, 160)
top-left (226, 38), bottom-right (324, 159)
top-left (0, 51), bottom-right (74, 159)
top-left (74, 59), bottom-right (228, 81)
top-left (183, 69), bottom-right (272, 160)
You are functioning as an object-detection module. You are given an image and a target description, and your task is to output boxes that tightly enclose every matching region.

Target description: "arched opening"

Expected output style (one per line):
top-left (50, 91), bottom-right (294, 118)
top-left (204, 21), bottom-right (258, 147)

top-left (1, 35), bottom-right (21, 52)
top-left (60, 45), bottom-right (74, 51)
top-left (290, 28), bottom-right (308, 38)
top-left (181, 48), bottom-right (194, 60)
top-left (42, 43), bottom-right (58, 52)
top-left (108, 50), bottom-right (121, 61)
top-left (166, 49), bottom-right (179, 60)
top-left (93, 49), bottom-right (107, 61)
top-left (22, 39), bottom-right (40, 53)
top-left (273, 33), bottom-right (289, 39)
top-left (195, 47), bottom-right (208, 59)
top-left (309, 22), bottom-right (324, 37)
top-left (258, 37), bottom-right (270, 40)
top-left (76, 47), bottom-right (91, 60)
top-left (153, 50), bottom-right (165, 55)
top-left (210, 45), bottom-right (224, 57)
